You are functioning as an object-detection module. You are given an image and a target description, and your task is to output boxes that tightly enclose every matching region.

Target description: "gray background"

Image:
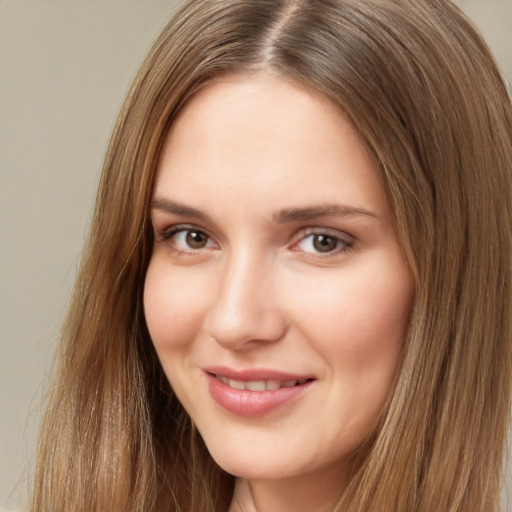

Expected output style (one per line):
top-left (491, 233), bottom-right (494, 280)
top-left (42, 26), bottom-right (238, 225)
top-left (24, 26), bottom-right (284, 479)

top-left (1, 1), bottom-right (511, 510)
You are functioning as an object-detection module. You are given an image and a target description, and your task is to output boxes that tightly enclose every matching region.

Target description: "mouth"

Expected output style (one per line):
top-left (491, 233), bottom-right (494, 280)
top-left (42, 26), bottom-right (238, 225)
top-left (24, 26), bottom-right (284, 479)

top-left (210, 374), bottom-right (313, 391)
top-left (204, 367), bottom-right (315, 417)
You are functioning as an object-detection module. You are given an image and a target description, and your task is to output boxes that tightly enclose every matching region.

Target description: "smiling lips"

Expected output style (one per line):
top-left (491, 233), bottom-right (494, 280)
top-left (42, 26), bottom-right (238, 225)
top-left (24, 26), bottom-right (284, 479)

top-left (215, 375), bottom-right (310, 391)
top-left (205, 367), bottom-right (315, 417)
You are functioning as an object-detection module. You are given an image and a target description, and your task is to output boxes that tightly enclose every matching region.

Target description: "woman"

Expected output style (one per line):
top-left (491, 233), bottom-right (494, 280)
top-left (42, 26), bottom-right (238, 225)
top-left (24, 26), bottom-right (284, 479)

top-left (31, 1), bottom-right (512, 511)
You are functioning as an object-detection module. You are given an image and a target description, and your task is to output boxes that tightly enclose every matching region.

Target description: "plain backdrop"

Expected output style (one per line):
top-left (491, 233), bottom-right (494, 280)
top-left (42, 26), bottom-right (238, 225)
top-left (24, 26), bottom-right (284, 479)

top-left (1, 1), bottom-right (511, 510)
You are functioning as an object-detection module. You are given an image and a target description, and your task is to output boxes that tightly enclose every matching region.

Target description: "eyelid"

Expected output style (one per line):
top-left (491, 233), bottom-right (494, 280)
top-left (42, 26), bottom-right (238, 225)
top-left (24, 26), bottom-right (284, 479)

top-left (153, 222), bottom-right (354, 257)
top-left (156, 223), bottom-right (218, 251)
top-left (289, 226), bottom-right (355, 255)
top-left (291, 225), bottom-right (355, 242)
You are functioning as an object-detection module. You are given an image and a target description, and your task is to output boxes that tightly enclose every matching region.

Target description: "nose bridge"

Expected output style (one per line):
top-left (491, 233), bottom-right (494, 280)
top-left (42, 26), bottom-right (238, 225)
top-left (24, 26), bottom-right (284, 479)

top-left (205, 244), bottom-right (285, 349)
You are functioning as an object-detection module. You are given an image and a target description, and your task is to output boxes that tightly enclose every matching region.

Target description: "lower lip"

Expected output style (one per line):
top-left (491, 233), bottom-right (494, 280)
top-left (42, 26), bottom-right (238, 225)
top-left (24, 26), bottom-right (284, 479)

top-left (206, 373), bottom-right (313, 417)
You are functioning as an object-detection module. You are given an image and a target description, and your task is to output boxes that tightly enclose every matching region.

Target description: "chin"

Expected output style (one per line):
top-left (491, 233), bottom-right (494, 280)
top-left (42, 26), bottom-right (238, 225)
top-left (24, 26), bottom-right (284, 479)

top-left (200, 430), bottom-right (352, 485)
top-left (202, 440), bottom-right (295, 480)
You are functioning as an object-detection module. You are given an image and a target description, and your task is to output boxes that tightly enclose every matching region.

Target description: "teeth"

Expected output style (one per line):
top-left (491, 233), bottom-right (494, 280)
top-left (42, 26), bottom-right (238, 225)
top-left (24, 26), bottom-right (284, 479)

top-left (265, 379), bottom-right (281, 391)
top-left (217, 376), bottom-right (307, 391)
top-left (246, 380), bottom-right (266, 391)
top-left (228, 378), bottom-right (245, 390)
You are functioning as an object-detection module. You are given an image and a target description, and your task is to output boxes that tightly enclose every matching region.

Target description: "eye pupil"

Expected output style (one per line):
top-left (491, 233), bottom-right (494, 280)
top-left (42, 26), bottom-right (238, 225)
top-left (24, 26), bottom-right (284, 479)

top-left (313, 235), bottom-right (338, 253)
top-left (186, 231), bottom-right (208, 249)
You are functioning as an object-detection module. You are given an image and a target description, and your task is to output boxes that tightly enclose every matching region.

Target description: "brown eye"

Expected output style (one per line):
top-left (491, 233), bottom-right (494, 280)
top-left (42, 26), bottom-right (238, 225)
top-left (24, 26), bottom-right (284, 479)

top-left (164, 228), bottom-right (214, 251)
top-left (185, 230), bottom-right (209, 249)
top-left (295, 232), bottom-right (351, 255)
top-left (312, 234), bottom-right (339, 253)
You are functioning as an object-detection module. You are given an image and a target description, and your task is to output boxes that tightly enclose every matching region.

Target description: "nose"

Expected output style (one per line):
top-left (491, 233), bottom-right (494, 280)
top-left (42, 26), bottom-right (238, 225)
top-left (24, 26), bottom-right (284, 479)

top-left (203, 250), bottom-right (288, 350)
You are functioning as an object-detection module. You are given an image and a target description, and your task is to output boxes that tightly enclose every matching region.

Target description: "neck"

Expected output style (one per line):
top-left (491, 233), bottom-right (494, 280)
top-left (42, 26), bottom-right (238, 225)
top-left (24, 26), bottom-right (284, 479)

top-left (228, 462), bottom-right (350, 512)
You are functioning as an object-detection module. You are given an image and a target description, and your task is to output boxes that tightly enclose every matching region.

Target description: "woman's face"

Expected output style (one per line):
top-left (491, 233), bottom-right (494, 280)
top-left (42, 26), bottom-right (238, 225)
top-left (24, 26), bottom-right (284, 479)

top-left (144, 74), bottom-right (413, 486)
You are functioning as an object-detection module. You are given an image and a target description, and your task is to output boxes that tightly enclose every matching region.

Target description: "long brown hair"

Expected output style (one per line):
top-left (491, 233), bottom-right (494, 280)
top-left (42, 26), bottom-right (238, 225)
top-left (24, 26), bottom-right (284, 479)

top-left (32, 1), bottom-right (512, 511)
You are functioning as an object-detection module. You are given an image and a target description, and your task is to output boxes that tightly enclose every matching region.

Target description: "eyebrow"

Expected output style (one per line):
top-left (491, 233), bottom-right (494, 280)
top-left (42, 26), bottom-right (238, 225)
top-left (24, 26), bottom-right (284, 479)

top-left (150, 198), bottom-right (378, 223)
top-left (273, 204), bottom-right (379, 223)
top-left (150, 198), bottom-right (213, 222)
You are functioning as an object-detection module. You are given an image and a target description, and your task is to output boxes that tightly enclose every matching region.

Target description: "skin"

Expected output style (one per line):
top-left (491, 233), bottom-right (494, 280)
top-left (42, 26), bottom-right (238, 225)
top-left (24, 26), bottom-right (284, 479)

top-left (144, 73), bottom-right (414, 512)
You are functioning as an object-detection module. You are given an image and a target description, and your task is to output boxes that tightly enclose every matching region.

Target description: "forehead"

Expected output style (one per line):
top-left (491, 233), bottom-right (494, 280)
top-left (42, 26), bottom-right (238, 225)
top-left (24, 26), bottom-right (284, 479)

top-left (154, 73), bottom-right (389, 220)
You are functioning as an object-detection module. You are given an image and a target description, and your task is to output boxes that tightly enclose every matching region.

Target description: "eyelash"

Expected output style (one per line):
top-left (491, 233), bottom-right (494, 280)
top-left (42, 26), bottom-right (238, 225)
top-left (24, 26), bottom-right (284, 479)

top-left (158, 224), bottom-right (217, 255)
top-left (291, 229), bottom-right (354, 257)
top-left (156, 224), bottom-right (354, 257)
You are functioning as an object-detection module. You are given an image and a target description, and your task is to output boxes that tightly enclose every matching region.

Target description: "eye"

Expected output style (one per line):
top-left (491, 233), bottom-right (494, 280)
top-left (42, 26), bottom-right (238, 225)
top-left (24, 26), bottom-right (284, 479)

top-left (295, 232), bottom-right (352, 255)
top-left (161, 226), bottom-right (216, 251)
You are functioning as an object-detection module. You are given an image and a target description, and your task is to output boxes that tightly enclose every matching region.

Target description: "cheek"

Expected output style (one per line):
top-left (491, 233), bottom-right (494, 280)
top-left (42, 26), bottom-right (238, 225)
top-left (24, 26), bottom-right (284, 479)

top-left (287, 257), bottom-right (412, 368)
top-left (143, 259), bottom-right (206, 352)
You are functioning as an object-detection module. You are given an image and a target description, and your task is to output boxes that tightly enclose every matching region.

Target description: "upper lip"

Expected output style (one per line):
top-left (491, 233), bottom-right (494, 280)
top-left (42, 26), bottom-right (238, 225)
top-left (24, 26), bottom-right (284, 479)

top-left (203, 365), bottom-right (315, 382)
